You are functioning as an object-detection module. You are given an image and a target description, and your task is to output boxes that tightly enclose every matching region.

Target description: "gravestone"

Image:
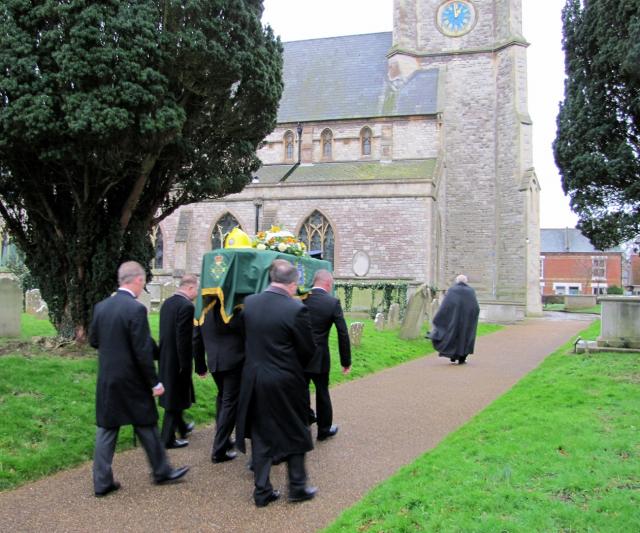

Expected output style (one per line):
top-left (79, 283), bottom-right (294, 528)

top-left (0, 276), bottom-right (21, 336)
top-left (161, 282), bottom-right (177, 304)
top-left (137, 290), bottom-right (151, 312)
top-left (374, 312), bottom-right (385, 332)
top-left (387, 303), bottom-right (401, 328)
top-left (399, 283), bottom-right (430, 340)
top-left (349, 322), bottom-right (364, 347)
top-left (25, 288), bottom-right (49, 320)
top-left (597, 296), bottom-right (640, 349)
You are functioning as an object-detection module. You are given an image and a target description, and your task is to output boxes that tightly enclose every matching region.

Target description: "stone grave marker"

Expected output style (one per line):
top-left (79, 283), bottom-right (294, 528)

top-left (349, 322), bottom-right (364, 347)
top-left (374, 312), bottom-right (385, 332)
top-left (0, 276), bottom-right (21, 336)
top-left (399, 283), bottom-right (430, 340)
top-left (387, 303), bottom-right (401, 328)
top-left (161, 282), bottom-right (177, 304)
top-left (25, 288), bottom-right (49, 320)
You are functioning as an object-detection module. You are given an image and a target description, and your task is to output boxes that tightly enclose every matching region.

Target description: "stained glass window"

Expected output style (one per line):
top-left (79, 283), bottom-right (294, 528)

top-left (361, 127), bottom-right (372, 156)
top-left (211, 213), bottom-right (241, 250)
top-left (299, 211), bottom-right (335, 267)
top-left (151, 226), bottom-right (163, 270)
top-left (284, 131), bottom-right (294, 161)
top-left (321, 129), bottom-right (333, 159)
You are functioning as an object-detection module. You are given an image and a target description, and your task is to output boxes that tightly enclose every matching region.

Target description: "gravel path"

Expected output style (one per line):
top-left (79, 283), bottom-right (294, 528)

top-left (0, 317), bottom-right (592, 532)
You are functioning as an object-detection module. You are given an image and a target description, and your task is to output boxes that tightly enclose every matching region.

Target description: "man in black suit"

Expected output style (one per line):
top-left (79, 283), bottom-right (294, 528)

top-left (304, 269), bottom-right (351, 440)
top-left (235, 260), bottom-right (317, 507)
top-left (193, 299), bottom-right (244, 463)
top-left (89, 261), bottom-right (189, 497)
top-left (158, 275), bottom-right (199, 449)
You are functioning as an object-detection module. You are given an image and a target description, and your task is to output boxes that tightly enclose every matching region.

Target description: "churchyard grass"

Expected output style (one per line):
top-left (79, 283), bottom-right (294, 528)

top-left (323, 321), bottom-right (640, 533)
top-left (0, 313), bottom-right (500, 492)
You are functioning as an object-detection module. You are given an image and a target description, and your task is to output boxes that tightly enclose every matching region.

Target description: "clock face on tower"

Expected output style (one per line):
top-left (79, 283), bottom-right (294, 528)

top-left (437, 1), bottom-right (477, 37)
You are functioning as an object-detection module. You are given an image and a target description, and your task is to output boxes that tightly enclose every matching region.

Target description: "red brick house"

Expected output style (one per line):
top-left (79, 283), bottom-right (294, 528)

top-left (629, 255), bottom-right (640, 295)
top-left (540, 228), bottom-right (623, 296)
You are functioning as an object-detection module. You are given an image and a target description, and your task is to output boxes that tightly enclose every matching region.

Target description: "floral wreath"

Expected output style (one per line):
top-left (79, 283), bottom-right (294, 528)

top-left (252, 225), bottom-right (307, 257)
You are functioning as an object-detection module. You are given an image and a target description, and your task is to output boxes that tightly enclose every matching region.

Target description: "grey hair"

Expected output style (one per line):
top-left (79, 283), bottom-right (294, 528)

top-left (118, 261), bottom-right (145, 285)
top-left (269, 259), bottom-right (298, 284)
top-left (455, 274), bottom-right (468, 284)
top-left (179, 274), bottom-right (198, 288)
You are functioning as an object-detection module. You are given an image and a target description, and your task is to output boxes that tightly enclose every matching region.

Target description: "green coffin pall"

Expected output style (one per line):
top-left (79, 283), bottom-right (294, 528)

top-left (195, 248), bottom-right (332, 324)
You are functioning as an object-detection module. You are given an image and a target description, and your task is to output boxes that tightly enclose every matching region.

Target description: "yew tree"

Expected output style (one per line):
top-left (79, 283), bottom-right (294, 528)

top-left (0, 0), bottom-right (282, 340)
top-left (554, 0), bottom-right (640, 250)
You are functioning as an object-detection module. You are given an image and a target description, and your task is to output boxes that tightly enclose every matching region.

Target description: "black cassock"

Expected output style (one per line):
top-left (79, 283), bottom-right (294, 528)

top-left (235, 287), bottom-right (316, 461)
top-left (430, 282), bottom-right (480, 358)
top-left (158, 293), bottom-right (196, 411)
top-left (90, 290), bottom-right (159, 428)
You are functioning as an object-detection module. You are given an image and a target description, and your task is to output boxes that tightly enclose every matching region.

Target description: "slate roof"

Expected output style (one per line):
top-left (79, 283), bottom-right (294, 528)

top-left (255, 159), bottom-right (436, 184)
top-left (540, 228), bottom-right (623, 253)
top-left (277, 32), bottom-right (439, 123)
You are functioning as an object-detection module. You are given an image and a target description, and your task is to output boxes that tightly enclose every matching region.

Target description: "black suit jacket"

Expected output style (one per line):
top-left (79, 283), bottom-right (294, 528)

top-left (158, 292), bottom-right (195, 411)
top-left (193, 300), bottom-right (245, 375)
top-left (89, 289), bottom-right (159, 428)
top-left (304, 288), bottom-right (351, 374)
top-left (235, 286), bottom-right (316, 458)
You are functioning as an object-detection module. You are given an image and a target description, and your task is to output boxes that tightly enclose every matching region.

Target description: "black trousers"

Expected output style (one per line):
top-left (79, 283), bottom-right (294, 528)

top-left (306, 372), bottom-right (332, 433)
top-left (251, 430), bottom-right (307, 505)
top-left (211, 368), bottom-right (242, 459)
top-left (93, 425), bottom-right (171, 492)
top-left (160, 410), bottom-right (188, 446)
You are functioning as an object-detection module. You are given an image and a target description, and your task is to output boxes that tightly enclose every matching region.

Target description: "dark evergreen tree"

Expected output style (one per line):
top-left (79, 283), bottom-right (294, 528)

top-left (554, 0), bottom-right (640, 250)
top-left (0, 1), bottom-right (282, 340)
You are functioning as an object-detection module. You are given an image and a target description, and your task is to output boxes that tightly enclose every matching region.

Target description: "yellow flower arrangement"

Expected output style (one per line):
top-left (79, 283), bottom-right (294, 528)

top-left (252, 226), bottom-right (307, 257)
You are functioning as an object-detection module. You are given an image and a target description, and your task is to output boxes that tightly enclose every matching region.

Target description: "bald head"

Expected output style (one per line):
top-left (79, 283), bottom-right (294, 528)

top-left (269, 259), bottom-right (298, 284)
top-left (455, 274), bottom-right (468, 285)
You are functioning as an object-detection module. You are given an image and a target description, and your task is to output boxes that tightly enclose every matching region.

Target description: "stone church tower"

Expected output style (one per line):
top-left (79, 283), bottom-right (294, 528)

top-left (390, 0), bottom-right (541, 318)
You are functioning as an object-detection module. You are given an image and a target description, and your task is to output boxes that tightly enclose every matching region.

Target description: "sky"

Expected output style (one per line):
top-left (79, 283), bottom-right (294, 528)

top-left (261, 0), bottom-right (579, 229)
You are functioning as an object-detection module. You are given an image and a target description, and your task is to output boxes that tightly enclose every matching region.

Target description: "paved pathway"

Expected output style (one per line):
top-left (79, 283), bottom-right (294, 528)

top-left (0, 317), bottom-right (592, 532)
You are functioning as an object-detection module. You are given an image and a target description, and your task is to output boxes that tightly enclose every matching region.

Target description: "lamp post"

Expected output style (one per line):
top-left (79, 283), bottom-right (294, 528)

top-left (297, 122), bottom-right (303, 164)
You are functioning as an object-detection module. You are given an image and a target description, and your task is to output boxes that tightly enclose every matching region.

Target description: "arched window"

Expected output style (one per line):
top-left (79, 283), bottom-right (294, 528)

top-left (211, 213), bottom-right (241, 250)
top-left (151, 226), bottom-right (163, 270)
top-left (321, 129), bottom-right (333, 159)
top-left (284, 130), bottom-right (294, 161)
top-left (298, 210), bottom-right (335, 267)
top-left (361, 126), bottom-right (372, 156)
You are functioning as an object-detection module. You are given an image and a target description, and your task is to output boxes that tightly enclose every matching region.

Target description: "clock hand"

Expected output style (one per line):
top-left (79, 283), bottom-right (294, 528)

top-left (453, 3), bottom-right (461, 18)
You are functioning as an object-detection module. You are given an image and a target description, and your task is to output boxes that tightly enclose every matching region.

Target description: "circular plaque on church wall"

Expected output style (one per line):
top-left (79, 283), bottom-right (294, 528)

top-left (436, 1), bottom-right (478, 38)
top-left (352, 251), bottom-right (370, 277)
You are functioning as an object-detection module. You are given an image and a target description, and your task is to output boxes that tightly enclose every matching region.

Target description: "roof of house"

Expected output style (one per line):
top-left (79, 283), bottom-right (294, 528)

top-left (255, 159), bottom-right (436, 184)
top-left (277, 32), bottom-right (439, 123)
top-left (540, 228), bottom-right (623, 253)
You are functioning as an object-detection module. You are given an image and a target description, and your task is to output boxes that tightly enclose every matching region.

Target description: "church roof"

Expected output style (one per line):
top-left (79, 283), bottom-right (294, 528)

top-left (255, 159), bottom-right (436, 184)
top-left (277, 32), bottom-right (439, 123)
top-left (540, 228), bottom-right (623, 253)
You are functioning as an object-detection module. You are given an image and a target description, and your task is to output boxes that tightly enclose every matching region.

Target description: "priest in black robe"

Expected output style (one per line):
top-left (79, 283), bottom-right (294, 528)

top-left (430, 274), bottom-right (480, 365)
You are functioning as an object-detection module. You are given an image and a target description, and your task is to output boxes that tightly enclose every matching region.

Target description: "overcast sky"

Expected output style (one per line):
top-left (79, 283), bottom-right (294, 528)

top-left (261, 0), bottom-right (578, 229)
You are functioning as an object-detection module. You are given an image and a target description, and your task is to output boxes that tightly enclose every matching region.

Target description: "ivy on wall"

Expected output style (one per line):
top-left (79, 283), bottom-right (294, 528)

top-left (335, 281), bottom-right (409, 319)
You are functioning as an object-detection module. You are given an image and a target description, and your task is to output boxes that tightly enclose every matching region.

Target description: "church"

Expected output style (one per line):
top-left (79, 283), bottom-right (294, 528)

top-left (154, 0), bottom-right (542, 321)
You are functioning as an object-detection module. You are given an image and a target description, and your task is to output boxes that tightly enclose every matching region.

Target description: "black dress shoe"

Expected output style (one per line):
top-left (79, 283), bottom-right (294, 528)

top-left (166, 439), bottom-right (189, 449)
top-left (288, 486), bottom-right (318, 503)
top-left (95, 481), bottom-right (121, 497)
top-left (155, 465), bottom-right (190, 484)
top-left (317, 425), bottom-right (339, 441)
top-left (255, 489), bottom-right (281, 508)
top-left (179, 422), bottom-right (195, 438)
top-left (212, 450), bottom-right (237, 463)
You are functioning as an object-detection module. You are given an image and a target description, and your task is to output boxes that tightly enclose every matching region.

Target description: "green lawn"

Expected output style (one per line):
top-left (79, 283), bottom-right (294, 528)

top-left (0, 314), bottom-right (500, 492)
top-left (324, 321), bottom-right (640, 533)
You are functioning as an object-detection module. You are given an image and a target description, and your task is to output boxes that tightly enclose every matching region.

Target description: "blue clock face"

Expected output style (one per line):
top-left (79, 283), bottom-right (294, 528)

top-left (438, 1), bottom-right (476, 37)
